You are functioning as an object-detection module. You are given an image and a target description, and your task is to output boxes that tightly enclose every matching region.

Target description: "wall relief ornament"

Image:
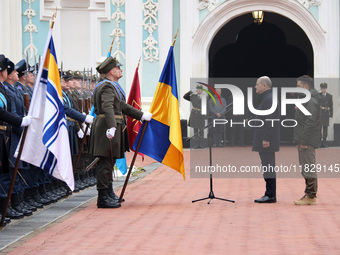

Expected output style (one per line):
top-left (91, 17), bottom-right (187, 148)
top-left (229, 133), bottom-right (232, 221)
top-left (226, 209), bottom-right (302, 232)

top-left (197, 0), bottom-right (218, 11)
top-left (111, 0), bottom-right (126, 61)
top-left (143, 0), bottom-right (159, 63)
top-left (23, 0), bottom-right (38, 59)
top-left (297, 0), bottom-right (322, 9)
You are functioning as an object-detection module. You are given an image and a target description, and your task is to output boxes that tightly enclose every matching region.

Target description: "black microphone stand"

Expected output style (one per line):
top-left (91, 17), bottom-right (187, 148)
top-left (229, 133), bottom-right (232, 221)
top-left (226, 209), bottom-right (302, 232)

top-left (188, 104), bottom-right (235, 204)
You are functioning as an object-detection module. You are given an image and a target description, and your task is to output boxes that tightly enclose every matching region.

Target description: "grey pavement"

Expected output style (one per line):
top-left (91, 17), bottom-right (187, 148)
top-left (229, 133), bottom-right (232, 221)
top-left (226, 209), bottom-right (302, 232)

top-left (0, 162), bottom-right (161, 252)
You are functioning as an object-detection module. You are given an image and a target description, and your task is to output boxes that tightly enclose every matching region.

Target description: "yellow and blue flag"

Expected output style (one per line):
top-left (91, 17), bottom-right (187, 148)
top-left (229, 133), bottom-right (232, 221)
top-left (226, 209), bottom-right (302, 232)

top-left (18, 29), bottom-right (74, 190)
top-left (133, 46), bottom-right (185, 179)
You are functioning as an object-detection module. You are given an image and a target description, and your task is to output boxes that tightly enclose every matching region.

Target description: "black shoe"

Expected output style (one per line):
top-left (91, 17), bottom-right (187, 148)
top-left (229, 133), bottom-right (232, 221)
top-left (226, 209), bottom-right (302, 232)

top-left (5, 206), bottom-right (24, 219)
top-left (254, 195), bottom-right (277, 203)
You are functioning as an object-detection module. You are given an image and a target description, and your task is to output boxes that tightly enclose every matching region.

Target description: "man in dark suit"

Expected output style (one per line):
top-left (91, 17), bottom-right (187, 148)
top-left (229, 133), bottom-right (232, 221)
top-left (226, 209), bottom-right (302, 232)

top-left (317, 82), bottom-right (333, 147)
top-left (90, 56), bottom-right (152, 208)
top-left (252, 76), bottom-right (280, 203)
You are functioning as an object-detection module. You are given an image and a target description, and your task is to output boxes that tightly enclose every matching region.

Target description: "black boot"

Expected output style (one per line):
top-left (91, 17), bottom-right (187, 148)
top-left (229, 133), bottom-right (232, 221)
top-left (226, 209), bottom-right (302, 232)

top-left (97, 189), bottom-right (121, 208)
top-left (34, 186), bottom-right (51, 205)
top-left (108, 183), bottom-right (125, 202)
top-left (24, 188), bottom-right (43, 209)
top-left (11, 193), bottom-right (33, 216)
top-left (0, 199), bottom-right (24, 219)
top-left (20, 192), bottom-right (37, 212)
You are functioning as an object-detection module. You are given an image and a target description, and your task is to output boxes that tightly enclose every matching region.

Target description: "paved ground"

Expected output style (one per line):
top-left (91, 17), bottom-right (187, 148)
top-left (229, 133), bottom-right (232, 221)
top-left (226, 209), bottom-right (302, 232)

top-left (1, 146), bottom-right (340, 255)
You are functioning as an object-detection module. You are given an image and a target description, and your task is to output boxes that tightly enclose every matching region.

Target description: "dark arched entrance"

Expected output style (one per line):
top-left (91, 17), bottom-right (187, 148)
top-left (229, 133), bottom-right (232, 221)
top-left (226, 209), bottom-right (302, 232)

top-left (208, 12), bottom-right (313, 144)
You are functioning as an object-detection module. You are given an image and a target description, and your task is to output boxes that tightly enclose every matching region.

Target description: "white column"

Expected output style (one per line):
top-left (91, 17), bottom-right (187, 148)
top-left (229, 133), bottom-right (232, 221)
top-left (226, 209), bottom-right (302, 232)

top-left (0, 0), bottom-right (22, 62)
top-left (158, 0), bottom-right (173, 68)
top-left (125, 0), bottom-right (143, 97)
top-left (180, 0), bottom-right (197, 121)
top-left (318, 0), bottom-right (339, 78)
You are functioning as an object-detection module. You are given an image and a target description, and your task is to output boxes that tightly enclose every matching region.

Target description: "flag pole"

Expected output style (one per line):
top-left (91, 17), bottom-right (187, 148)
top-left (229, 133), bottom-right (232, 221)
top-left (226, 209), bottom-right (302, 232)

top-left (118, 122), bottom-right (148, 203)
top-left (137, 56), bottom-right (141, 69)
top-left (118, 56), bottom-right (145, 202)
top-left (0, 8), bottom-right (58, 230)
top-left (107, 36), bottom-right (115, 57)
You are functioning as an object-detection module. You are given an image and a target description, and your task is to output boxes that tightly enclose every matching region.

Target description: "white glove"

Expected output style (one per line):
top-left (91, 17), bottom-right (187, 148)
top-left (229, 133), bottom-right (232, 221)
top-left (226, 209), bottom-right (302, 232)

top-left (77, 129), bottom-right (84, 139)
top-left (141, 111), bottom-right (152, 121)
top-left (85, 115), bottom-right (94, 124)
top-left (21, 115), bottom-right (32, 127)
top-left (86, 127), bottom-right (91, 136)
top-left (106, 127), bottom-right (116, 139)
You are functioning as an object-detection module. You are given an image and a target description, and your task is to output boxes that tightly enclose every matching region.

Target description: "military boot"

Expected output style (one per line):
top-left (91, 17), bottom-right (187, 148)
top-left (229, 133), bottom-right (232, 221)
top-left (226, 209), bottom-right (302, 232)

top-left (0, 199), bottom-right (24, 219)
top-left (108, 183), bottom-right (125, 202)
top-left (97, 189), bottom-right (121, 208)
top-left (11, 193), bottom-right (33, 216)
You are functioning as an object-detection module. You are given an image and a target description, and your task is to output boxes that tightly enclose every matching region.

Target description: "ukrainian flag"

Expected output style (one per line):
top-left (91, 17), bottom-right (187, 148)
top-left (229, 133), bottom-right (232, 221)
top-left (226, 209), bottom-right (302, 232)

top-left (133, 46), bottom-right (185, 179)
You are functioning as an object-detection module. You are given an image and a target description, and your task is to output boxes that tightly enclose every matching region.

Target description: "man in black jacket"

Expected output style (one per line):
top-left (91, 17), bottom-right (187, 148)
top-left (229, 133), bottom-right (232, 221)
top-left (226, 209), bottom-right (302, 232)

top-left (252, 76), bottom-right (280, 203)
top-left (294, 75), bottom-right (321, 205)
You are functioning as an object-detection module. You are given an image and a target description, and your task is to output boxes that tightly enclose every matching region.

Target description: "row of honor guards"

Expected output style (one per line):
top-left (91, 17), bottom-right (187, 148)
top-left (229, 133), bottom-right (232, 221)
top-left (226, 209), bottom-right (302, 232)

top-left (0, 54), bottom-right (97, 226)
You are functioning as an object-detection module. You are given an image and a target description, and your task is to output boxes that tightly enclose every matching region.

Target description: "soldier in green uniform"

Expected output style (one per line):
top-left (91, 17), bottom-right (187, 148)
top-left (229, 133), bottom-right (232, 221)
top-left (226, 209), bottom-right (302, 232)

top-left (90, 56), bottom-right (152, 208)
top-left (317, 82), bottom-right (333, 147)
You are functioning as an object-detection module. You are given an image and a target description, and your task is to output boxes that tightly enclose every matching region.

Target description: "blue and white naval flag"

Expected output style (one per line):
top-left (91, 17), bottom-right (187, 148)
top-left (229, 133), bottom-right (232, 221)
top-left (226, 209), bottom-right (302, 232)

top-left (16, 29), bottom-right (74, 190)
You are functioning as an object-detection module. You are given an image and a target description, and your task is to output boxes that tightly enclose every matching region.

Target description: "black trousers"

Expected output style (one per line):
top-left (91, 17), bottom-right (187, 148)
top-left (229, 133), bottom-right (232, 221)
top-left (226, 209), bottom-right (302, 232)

top-left (259, 151), bottom-right (276, 197)
top-left (321, 125), bottom-right (328, 142)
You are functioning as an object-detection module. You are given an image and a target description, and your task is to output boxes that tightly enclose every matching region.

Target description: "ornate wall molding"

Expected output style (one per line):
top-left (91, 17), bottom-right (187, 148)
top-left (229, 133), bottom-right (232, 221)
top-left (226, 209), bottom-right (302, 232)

top-left (111, 0), bottom-right (125, 61)
top-left (197, 0), bottom-right (219, 11)
top-left (23, 0), bottom-right (38, 59)
top-left (297, 0), bottom-right (322, 9)
top-left (143, 0), bottom-right (159, 63)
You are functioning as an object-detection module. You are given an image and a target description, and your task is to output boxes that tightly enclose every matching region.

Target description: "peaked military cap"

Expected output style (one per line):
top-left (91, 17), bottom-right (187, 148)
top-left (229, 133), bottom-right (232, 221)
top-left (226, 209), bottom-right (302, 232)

top-left (66, 70), bottom-right (74, 80)
top-left (196, 84), bottom-right (203, 90)
top-left (320, 82), bottom-right (327, 88)
top-left (0, 54), bottom-right (8, 72)
top-left (73, 71), bottom-right (83, 80)
top-left (96, 56), bottom-right (122, 74)
top-left (15, 59), bottom-right (27, 78)
top-left (7, 60), bottom-right (15, 75)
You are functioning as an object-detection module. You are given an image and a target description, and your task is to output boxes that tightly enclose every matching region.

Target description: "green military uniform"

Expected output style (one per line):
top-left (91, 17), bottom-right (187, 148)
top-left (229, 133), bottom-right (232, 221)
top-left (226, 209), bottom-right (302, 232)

top-left (90, 56), bottom-right (143, 208)
top-left (90, 81), bottom-right (142, 159)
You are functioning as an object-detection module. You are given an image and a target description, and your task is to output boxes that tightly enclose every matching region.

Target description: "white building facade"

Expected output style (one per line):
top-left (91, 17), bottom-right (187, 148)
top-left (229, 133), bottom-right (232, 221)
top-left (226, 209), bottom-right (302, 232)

top-left (1, 0), bottom-right (339, 141)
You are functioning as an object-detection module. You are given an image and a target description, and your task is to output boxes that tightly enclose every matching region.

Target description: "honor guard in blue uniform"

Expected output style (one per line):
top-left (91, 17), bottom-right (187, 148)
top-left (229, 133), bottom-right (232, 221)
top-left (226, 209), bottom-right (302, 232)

top-left (61, 71), bottom-right (94, 191)
top-left (0, 54), bottom-right (32, 223)
top-left (14, 60), bottom-right (27, 97)
top-left (3, 59), bottom-right (33, 216)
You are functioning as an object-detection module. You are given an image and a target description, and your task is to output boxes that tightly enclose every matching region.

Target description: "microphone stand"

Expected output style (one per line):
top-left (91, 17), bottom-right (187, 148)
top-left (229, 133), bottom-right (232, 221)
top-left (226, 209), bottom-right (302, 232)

top-left (188, 103), bottom-right (235, 204)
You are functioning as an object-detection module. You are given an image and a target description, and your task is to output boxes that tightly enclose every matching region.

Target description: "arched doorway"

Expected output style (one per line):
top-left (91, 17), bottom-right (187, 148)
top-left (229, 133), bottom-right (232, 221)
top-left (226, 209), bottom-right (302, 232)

top-left (208, 12), bottom-right (314, 144)
top-left (209, 12), bottom-right (313, 78)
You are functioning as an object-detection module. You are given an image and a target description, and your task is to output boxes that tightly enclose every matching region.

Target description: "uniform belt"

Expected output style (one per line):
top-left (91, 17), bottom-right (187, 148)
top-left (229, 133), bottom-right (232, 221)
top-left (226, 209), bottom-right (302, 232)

top-left (192, 107), bottom-right (201, 112)
top-left (320, 106), bottom-right (330, 110)
top-left (66, 117), bottom-right (76, 122)
top-left (0, 125), bottom-right (7, 131)
top-left (97, 114), bottom-right (123, 120)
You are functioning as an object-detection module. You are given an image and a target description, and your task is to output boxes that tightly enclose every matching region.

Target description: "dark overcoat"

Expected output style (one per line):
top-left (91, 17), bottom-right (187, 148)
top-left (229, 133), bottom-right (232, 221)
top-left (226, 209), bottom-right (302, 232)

top-left (252, 89), bottom-right (280, 152)
top-left (90, 80), bottom-right (143, 158)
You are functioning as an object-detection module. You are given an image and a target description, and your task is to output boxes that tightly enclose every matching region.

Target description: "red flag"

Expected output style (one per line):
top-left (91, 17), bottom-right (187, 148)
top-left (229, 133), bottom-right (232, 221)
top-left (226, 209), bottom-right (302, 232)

top-left (127, 66), bottom-right (144, 159)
